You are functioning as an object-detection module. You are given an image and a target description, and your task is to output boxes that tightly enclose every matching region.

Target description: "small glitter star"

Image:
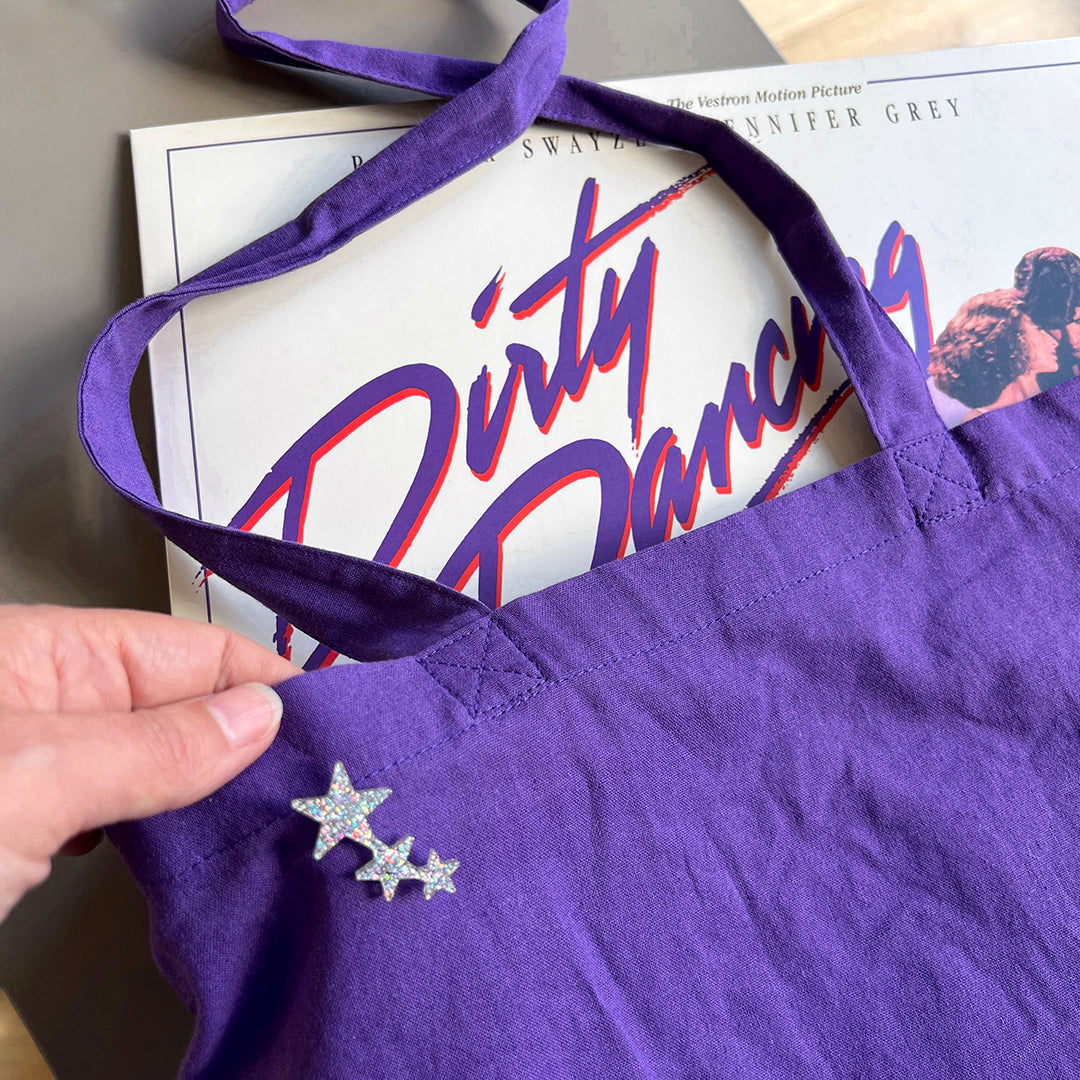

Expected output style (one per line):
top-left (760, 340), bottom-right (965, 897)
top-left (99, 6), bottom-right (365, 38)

top-left (290, 762), bottom-right (391, 860)
top-left (418, 850), bottom-right (460, 900)
top-left (356, 835), bottom-right (416, 901)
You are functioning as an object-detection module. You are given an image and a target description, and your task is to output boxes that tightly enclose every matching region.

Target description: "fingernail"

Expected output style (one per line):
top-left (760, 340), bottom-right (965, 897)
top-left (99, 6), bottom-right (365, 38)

top-left (205, 683), bottom-right (283, 746)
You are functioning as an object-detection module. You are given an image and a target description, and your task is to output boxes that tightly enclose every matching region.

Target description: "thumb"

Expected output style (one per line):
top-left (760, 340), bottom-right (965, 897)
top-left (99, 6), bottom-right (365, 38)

top-left (5, 683), bottom-right (284, 855)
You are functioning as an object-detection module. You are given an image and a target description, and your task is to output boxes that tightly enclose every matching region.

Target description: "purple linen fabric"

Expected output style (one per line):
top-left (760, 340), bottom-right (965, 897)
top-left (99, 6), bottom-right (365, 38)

top-left (80, 2), bottom-right (1080, 1077)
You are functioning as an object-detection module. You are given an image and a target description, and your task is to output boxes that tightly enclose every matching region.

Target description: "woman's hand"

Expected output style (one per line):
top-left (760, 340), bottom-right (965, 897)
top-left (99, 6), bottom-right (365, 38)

top-left (0, 605), bottom-right (300, 922)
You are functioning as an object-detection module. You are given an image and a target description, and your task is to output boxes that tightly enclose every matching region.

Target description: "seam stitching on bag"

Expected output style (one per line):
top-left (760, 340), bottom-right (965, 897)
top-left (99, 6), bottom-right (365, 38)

top-left (937, 438), bottom-right (981, 499)
top-left (892, 444), bottom-right (928, 515)
top-left (418, 669), bottom-right (471, 713)
top-left (920, 435), bottom-right (949, 515)
top-left (417, 619), bottom-right (544, 716)
top-left (362, 458), bottom-right (1080, 778)
top-left (493, 622), bottom-right (547, 680)
top-left (892, 434), bottom-right (983, 521)
top-left (893, 448), bottom-right (980, 494)
top-left (159, 456), bottom-right (1080, 885)
top-left (415, 613), bottom-right (543, 667)
top-left (893, 454), bottom-right (979, 495)
top-left (420, 660), bottom-right (539, 677)
top-left (471, 619), bottom-right (495, 716)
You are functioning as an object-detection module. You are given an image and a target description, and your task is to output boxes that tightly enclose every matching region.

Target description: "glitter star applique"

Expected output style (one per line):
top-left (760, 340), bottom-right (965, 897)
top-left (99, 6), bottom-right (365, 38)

top-left (292, 762), bottom-right (460, 901)
top-left (418, 850), bottom-right (460, 900)
top-left (290, 761), bottom-right (391, 860)
top-left (355, 835), bottom-right (417, 901)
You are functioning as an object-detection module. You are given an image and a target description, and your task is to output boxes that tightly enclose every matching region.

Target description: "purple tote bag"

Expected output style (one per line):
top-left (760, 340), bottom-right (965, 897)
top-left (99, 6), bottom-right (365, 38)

top-left (80, 2), bottom-right (1080, 1076)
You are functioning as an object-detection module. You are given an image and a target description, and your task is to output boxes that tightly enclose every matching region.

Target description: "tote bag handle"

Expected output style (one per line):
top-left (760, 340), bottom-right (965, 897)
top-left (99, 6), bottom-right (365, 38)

top-left (216, 0), bottom-right (938, 448)
top-left (80, 0), bottom-right (943, 664)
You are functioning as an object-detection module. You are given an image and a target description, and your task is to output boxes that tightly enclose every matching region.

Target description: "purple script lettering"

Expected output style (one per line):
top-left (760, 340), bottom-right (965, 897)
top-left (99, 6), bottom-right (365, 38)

top-left (631, 297), bottom-right (826, 551)
top-left (857, 221), bottom-right (933, 371)
top-left (466, 167), bottom-right (713, 477)
top-left (439, 439), bottom-right (631, 608)
top-left (229, 158), bottom-right (936, 666)
top-left (228, 364), bottom-right (459, 669)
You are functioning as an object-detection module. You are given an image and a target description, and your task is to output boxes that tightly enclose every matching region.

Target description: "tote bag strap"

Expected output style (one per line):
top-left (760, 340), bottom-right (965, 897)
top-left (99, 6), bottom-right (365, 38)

top-left (216, 0), bottom-right (938, 449)
top-left (80, 0), bottom-right (943, 664)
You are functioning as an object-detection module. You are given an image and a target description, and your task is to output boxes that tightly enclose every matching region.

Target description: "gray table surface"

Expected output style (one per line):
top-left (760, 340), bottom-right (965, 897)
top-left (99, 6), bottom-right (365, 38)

top-left (0, 1), bottom-right (779, 1075)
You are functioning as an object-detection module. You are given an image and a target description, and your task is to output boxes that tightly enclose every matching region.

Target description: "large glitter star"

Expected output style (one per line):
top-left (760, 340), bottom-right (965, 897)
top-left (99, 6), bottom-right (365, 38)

top-left (290, 762), bottom-right (391, 860)
top-left (355, 835), bottom-right (416, 901)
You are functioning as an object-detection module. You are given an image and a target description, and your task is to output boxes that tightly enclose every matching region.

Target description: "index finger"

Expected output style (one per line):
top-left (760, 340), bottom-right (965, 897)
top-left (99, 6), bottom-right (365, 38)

top-left (0, 605), bottom-right (303, 715)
